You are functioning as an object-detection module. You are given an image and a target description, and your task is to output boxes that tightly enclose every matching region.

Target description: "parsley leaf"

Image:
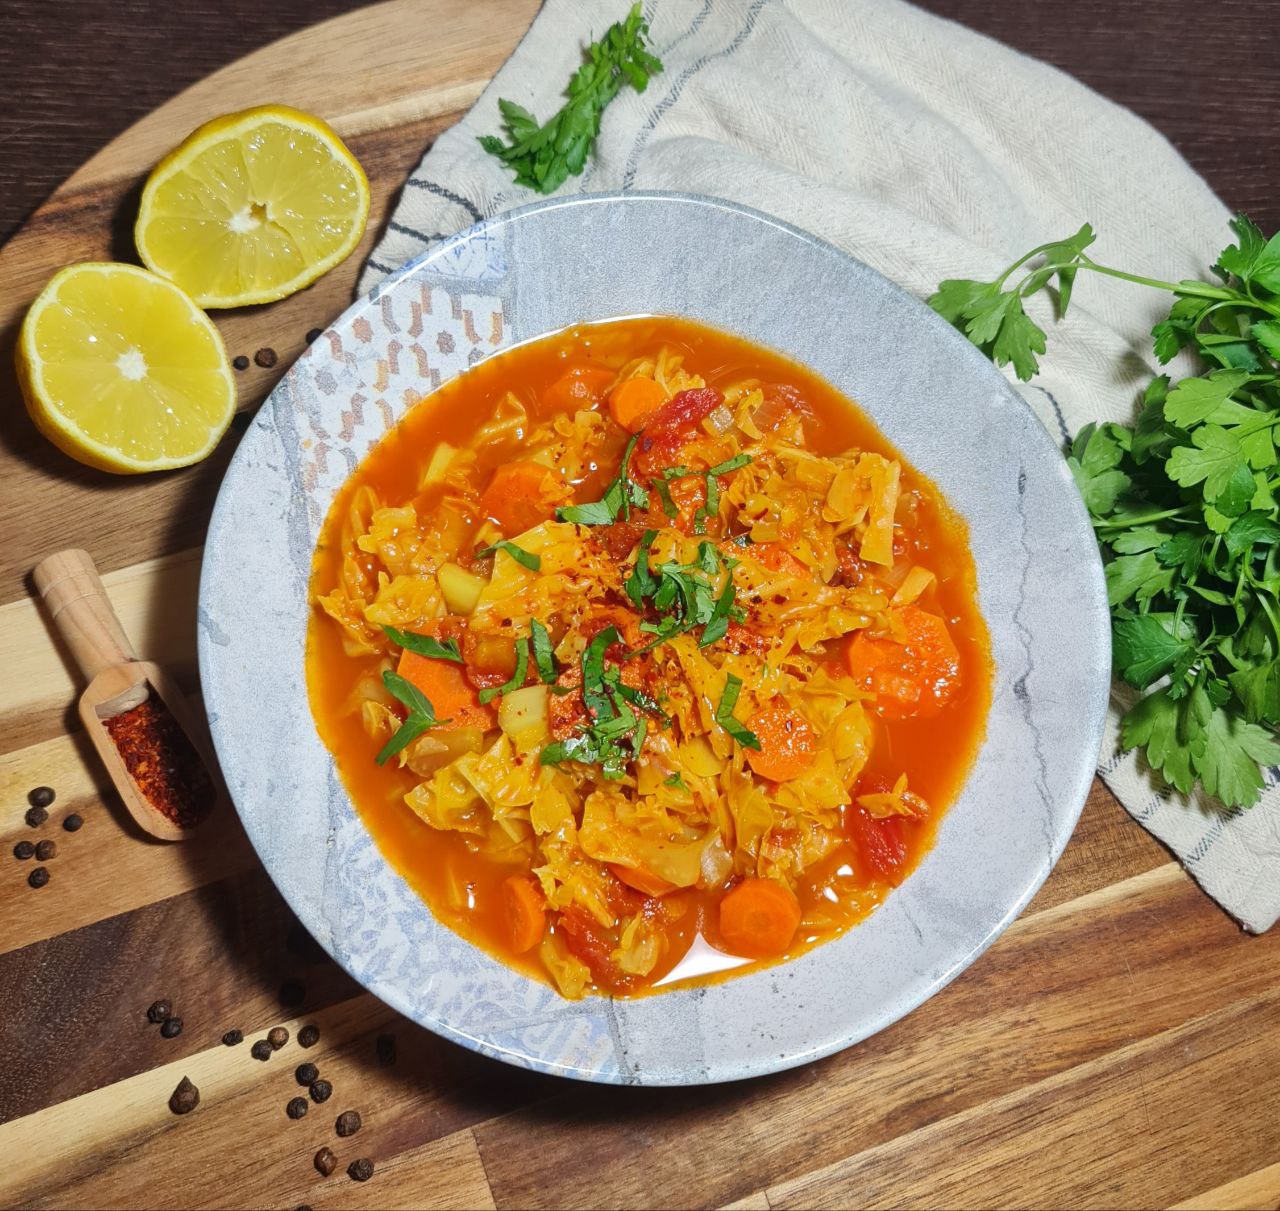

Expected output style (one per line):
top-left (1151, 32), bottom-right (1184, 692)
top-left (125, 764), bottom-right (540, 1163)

top-left (935, 212), bottom-right (1280, 807)
top-left (714, 674), bottom-right (761, 750)
top-left (557, 434), bottom-right (647, 526)
top-left (530, 619), bottom-right (558, 684)
top-left (376, 670), bottom-right (449, 765)
top-left (477, 638), bottom-right (530, 705)
top-left (476, 540), bottom-right (541, 571)
top-left (382, 626), bottom-right (462, 663)
top-left (479, 4), bottom-right (662, 194)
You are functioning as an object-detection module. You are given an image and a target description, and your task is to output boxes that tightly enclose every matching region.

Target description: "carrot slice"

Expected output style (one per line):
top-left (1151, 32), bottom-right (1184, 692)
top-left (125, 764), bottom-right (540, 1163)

top-left (478, 460), bottom-right (568, 535)
top-left (545, 366), bottom-right (617, 411)
top-left (608, 377), bottom-right (667, 431)
top-left (396, 645), bottom-right (495, 731)
top-left (608, 862), bottom-right (676, 898)
top-left (744, 703), bottom-right (816, 782)
top-left (844, 604), bottom-right (961, 720)
top-left (752, 542), bottom-right (808, 578)
top-left (502, 876), bottom-right (547, 953)
top-left (718, 878), bottom-right (802, 959)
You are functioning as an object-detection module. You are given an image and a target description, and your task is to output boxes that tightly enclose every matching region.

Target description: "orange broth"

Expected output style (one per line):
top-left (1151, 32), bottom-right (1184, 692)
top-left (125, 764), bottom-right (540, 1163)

top-left (306, 316), bottom-right (992, 996)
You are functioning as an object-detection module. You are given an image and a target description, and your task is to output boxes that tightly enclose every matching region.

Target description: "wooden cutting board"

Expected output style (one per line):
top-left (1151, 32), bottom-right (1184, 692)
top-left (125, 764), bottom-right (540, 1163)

top-left (1, 3), bottom-right (1279, 1208)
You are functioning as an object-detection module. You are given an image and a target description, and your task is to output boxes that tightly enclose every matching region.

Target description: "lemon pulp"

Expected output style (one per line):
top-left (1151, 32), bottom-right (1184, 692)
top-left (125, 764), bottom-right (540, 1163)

top-left (18, 263), bottom-right (235, 474)
top-left (135, 105), bottom-right (370, 308)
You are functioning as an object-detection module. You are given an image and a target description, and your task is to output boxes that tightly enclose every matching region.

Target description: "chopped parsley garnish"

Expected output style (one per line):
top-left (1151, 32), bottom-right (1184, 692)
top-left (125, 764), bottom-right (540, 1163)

top-left (652, 455), bottom-right (753, 531)
top-left (530, 618), bottom-right (558, 684)
top-left (539, 624), bottom-right (666, 778)
top-left (477, 637), bottom-right (530, 705)
top-left (624, 537), bottom-right (746, 651)
top-left (475, 540), bottom-right (541, 571)
top-left (478, 4), bottom-right (662, 196)
top-left (557, 434), bottom-right (648, 526)
top-left (376, 670), bottom-right (449, 765)
top-left (382, 626), bottom-right (462, 663)
top-left (664, 771), bottom-right (688, 790)
top-left (714, 674), bottom-right (761, 750)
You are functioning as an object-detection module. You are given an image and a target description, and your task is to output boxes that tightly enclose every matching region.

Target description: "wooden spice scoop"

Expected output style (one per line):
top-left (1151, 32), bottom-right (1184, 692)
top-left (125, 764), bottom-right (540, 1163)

top-left (33, 548), bottom-right (223, 841)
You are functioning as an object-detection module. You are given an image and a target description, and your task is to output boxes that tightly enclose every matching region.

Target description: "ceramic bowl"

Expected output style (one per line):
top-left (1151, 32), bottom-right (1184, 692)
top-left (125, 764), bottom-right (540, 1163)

top-left (199, 192), bottom-right (1109, 1085)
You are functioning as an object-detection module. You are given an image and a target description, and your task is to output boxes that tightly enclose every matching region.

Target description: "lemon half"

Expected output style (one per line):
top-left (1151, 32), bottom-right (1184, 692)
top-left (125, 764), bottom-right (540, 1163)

top-left (135, 104), bottom-right (370, 308)
top-left (18, 263), bottom-right (236, 474)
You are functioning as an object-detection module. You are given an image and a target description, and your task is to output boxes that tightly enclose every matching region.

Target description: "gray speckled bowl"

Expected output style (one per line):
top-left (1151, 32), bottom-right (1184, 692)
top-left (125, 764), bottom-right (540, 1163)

top-left (198, 192), bottom-right (1109, 1085)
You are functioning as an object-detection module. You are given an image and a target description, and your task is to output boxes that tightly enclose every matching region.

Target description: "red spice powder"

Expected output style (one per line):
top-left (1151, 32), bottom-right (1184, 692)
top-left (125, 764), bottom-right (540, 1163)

top-left (103, 694), bottom-right (213, 828)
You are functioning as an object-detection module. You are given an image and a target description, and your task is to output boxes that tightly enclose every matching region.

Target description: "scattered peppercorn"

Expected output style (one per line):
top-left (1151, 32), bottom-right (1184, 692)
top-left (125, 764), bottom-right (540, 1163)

top-left (28, 867), bottom-right (49, 888)
top-left (24, 806), bottom-right (48, 829)
top-left (254, 347), bottom-right (278, 368)
top-left (232, 355), bottom-right (250, 371)
top-left (63, 813), bottom-right (84, 833)
top-left (28, 786), bottom-right (55, 809)
top-left (306, 328), bottom-right (323, 344)
top-left (314, 1147), bottom-right (337, 1177)
top-left (279, 978), bottom-right (305, 1007)
top-left (251, 1039), bottom-right (273, 1061)
top-left (375, 1033), bottom-right (397, 1066)
top-left (35, 840), bottom-right (57, 861)
top-left (335, 1110), bottom-right (362, 1138)
top-left (286, 1096), bottom-right (309, 1120)
top-left (348, 1158), bottom-right (374, 1183)
top-left (168, 1075), bottom-right (199, 1115)
top-left (13, 841), bottom-right (35, 860)
top-left (147, 1000), bottom-right (172, 1024)
top-left (309, 1078), bottom-right (332, 1103)
top-left (298, 1023), bottom-right (320, 1048)
top-left (295, 1061), bottom-right (319, 1087)
top-left (222, 1029), bottom-right (243, 1046)
top-left (268, 1026), bottom-right (289, 1050)
top-left (161, 1017), bottom-right (183, 1039)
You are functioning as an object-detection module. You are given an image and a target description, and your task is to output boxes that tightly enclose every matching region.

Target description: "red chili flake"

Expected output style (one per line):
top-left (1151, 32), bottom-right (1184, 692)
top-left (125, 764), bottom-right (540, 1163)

top-left (102, 695), bottom-right (213, 828)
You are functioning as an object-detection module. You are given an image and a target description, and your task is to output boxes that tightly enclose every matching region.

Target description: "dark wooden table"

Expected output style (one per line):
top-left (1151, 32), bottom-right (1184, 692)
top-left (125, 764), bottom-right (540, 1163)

top-left (2, 4), bottom-right (1278, 1210)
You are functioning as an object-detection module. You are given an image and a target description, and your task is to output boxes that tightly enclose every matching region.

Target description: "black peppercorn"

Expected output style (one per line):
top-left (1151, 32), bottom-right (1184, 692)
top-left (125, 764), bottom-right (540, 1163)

top-left (375, 1033), bottom-right (397, 1066)
top-left (298, 1023), bottom-right (320, 1048)
top-left (222, 1029), bottom-right (243, 1046)
top-left (161, 1017), bottom-right (183, 1039)
top-left (13, 841), bottom-right (35, 860)
top-left (24, 806), bottom-right (48, 828)
top-left (168, 1075), bottom-right (199, 1115)
top-left (348, 1158), bottom-right (374, 1182)
top-left (314, 1146), bottom-right (337, 1177)
top-left (34, 840), bottom-right (57, 861)
top-left (286, 1096), bottom-right (309, 1120)
top-left (295, 1061), bottom-right (319, 1087)
top-left (267, 1026), bottom-right (289, 1050)
top-left (279, 978), bottom-right (305, 1007)
top-left (147, 1000), bottom-right (172, 1024)
top-left (28, 786), bottom-right (55, 809)
top-left (335, 1110), bottom-right (362, 1137)
top-left (62, 813), bottom-right (84, 833)
top-left (28, 867), bottom-right (49, 888)
top-left (251, 1039), bottom-right (273, 1061)
top-left (309, 1078), bottom-right (332, 1103)
top-left (232, 355), bottom-right (250, 371)
top-left (254, 347), bottom-right (278, 368)
top-left (306, 328), bottom-right (323, 344)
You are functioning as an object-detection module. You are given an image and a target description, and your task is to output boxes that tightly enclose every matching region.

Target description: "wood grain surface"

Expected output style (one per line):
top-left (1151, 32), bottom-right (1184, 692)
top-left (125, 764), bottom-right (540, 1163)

top-left (1, 2), bottom-right (1279, 1209)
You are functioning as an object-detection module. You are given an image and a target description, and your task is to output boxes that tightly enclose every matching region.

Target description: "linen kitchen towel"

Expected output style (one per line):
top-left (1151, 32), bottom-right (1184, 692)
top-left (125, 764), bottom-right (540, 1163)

top-left (359, 0), bottom-right (1280, 932)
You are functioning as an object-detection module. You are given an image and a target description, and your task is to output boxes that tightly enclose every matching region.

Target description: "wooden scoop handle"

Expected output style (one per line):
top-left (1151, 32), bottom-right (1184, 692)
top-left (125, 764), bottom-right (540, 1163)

top-left (33, 548), bottom-right (137, 681)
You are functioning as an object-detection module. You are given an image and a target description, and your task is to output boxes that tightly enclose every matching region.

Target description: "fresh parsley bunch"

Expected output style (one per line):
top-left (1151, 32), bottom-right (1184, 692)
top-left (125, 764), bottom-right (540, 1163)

top-left (479, 3), bottom-right (662, 194)
top-left (931, 216), bottom-right (1280, 807)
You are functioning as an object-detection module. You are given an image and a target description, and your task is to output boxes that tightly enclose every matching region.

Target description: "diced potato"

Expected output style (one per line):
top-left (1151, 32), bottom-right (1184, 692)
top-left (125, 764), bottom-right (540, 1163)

top-left (438, 562), bottom-right (486, 614)
top-left (498, 685), bottom-right (549, 743)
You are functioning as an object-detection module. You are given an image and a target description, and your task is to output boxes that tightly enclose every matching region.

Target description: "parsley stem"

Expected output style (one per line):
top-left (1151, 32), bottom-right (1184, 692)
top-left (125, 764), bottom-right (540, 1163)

top-left (1093, 506), bottom-right (1191, 530)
